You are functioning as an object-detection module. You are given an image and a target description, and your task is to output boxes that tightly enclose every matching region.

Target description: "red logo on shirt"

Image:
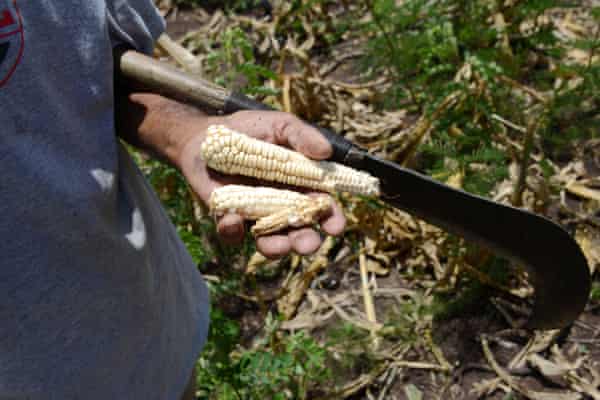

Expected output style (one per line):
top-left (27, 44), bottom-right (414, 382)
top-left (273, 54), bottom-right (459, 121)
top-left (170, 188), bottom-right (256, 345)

top-left (0, 0), bottom-right (23, 88)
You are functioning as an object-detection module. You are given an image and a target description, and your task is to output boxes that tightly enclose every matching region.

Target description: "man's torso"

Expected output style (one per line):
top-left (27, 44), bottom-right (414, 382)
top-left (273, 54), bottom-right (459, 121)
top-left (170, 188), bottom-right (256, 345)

top-left (0, 2), bottom-right (209, 398)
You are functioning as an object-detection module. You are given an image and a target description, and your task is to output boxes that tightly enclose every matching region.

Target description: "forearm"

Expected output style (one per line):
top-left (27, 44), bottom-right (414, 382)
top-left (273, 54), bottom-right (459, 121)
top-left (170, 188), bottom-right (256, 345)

top-left (115, 90), bottom-right (215, 169)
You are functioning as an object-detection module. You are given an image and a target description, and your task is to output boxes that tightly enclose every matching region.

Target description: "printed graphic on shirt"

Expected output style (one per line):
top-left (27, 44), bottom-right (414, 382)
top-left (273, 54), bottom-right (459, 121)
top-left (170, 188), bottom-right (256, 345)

top-left (0, 0), bottom-right (23, 88)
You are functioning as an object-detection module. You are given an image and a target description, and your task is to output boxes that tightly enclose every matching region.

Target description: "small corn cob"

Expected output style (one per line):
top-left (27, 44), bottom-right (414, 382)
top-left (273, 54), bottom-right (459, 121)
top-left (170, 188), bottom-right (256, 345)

top-left (251, 196), bottom-right (331, 236)
top-left (201, 125), bottom-right (380, 197)
top-left (209, 185), bottom-right (332, 236)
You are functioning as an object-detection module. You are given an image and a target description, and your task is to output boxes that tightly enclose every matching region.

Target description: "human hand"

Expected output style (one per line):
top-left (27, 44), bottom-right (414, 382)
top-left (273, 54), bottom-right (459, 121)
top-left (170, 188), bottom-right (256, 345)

top-left (177, 110), bottom-right (346, 258)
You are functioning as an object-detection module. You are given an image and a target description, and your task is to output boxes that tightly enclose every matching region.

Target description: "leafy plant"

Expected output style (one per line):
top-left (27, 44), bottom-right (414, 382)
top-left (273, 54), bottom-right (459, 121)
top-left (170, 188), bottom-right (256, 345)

top-left (361, 0), bottom-right (598, 198)
top-left (197, 314), bottom-right (331, 400)
top-left (591, 281), bottom-right (600, 302)
top-left (206, 27), bottom-right (279, 97)
top-left (432, 256), bottom-right (510, 321)
top-left (325, 322), bottom-right (376, 379)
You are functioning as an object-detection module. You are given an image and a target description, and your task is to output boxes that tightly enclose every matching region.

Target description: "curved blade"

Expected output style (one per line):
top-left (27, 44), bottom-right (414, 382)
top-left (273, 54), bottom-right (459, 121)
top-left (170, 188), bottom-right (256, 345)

top-left (362, 154), bottom-right (590, 329)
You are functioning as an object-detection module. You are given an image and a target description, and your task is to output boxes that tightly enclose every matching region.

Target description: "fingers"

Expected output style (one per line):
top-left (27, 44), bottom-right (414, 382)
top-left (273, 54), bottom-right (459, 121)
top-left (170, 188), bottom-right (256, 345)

top-left (271, 114), bottom-right (332, 160)
top-left (209, 110), bottom-right (348, 257)
top-left (216, 214), bottom-right (246, 245)
top-left (255, 193), bottom-right (344, 258)
top-left (216, 217), bottom-right (328, 257)
top-left (256, 228), bottom-right (322, 259)
top-left (320, 198), bottom-right (346, 236)
top-left (256, 234), bottom-right (292, 258)
top-left (215, 214), bottom-right (328, 255)
top-left (289, 228), bottom-right (322, 254)
top-left (225, 111), bottom-right (332, 160)
top-left (216, 193), bottom-right (346, 257)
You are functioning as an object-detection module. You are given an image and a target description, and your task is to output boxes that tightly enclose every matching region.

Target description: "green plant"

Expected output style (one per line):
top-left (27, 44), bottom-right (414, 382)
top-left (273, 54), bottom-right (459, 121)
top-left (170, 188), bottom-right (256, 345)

top-left (206, 27), bottom-right (279, 97)
top-left (590, 281), bottom-right (600, 302)
top-left (197, 314), bottom-right (331, 400)
top-left (358, 0), bottom-right (598, 312)
top-left (432, 256), bottom-right (510, 321)
top-left (361, 0), bottom-right (598, 198)
top-left (325, 322), bottom-right (376, 379)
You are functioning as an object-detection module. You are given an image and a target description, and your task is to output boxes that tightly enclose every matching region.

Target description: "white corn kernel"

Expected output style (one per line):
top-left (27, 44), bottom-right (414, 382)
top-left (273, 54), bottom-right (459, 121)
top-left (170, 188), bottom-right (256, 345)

top-left (208, 185), bottom-right (332, 236)
top-left (200, 125), bottom-right (380, 197)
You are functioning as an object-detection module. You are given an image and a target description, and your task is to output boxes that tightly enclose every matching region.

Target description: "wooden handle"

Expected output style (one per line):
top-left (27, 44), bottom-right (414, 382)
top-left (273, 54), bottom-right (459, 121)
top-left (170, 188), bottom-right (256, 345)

top-left (118, 50), bottom-right (229, 110)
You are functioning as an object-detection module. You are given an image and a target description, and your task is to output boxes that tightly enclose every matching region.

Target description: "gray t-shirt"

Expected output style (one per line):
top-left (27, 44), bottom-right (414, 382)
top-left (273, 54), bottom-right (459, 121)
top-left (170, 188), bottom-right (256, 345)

top-left (0, 1), bottom-right (210, 399)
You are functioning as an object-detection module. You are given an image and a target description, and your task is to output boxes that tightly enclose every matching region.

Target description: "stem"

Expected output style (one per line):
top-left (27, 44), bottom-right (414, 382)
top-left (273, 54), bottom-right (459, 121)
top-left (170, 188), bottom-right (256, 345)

top-left (512, 113), bottom-right (543, 206)
top-left (585, 22), bottom-right (599, 71)
top-left (359, 252), bottom-right (378, 342)
top-left (231, 384), bottom-right (243, 400)
top-left (364, 0), bottom-right (421, 109)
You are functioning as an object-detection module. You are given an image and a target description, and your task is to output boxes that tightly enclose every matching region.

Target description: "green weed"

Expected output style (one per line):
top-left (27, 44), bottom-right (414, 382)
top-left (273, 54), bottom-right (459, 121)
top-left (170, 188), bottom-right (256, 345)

top-left (361, 0), bottom-right (598, 197)
top-left (197, 314), bottom-right (331, 400)
top-left (206, 27), bottom-right (279, 97)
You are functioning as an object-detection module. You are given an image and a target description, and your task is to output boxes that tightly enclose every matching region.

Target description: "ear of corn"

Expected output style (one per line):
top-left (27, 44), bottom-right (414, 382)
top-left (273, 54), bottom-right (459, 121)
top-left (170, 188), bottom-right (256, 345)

top-left (208, 185), bottom-right (332, 236)
top-left (251, 196), bottom-right (331, 236)
top-left (209, 185), bottom-right (312, 219)
top-left (201, 125), bottom-right (380, 197)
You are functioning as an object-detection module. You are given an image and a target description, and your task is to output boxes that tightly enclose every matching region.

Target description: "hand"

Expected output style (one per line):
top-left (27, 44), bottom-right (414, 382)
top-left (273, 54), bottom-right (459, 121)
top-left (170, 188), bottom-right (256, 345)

top-left (177, 110), bottom-right (346, 258)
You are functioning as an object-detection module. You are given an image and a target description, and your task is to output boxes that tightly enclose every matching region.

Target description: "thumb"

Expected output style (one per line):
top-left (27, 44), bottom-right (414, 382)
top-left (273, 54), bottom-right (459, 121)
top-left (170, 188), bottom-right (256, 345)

top-left (216, 214), bottom-right (246, 245)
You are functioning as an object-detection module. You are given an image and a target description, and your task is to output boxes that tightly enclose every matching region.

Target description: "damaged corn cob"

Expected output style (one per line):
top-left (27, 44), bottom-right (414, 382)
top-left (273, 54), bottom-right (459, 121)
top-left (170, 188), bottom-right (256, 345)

top-left (209, 185), bottom-right (332, 236)
top-left (201, 125), bottom-right (380, 197)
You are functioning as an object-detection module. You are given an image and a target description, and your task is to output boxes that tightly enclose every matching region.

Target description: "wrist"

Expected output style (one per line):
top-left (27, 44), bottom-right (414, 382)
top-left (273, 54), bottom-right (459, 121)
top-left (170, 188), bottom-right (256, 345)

top-left (171, 114), bottom-right (226, 171)
top-left (126, 92), bottom-right (220, 169)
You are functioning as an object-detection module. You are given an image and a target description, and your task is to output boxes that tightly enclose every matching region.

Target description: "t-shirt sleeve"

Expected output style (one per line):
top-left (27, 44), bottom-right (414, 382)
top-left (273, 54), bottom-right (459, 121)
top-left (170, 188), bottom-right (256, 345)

top-left (106, 0), bottom-right (166, 54)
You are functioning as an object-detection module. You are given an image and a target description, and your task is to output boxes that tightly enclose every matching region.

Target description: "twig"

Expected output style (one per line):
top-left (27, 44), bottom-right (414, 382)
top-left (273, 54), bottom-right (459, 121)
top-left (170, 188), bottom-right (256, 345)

top-left (425, 330), bottom-right (452, 372)
top-left (566, 181), bottom-right (600, 202)
top-left (490, 297), bottom-right (520, 328)
top-left (512, 112), bottom-right (545, 207)
top-left (391, 360), bottom-right (449, 371)
top-left (360, 252), bottom-right (379, 339)
top-left (321, 361), bottom-right (390, 400)
top-left (498, 75), bottom-right (549, 104)
top-left (377, 366), bottom-right (398, 400)
top-left (156, 33), bottom-right (202, 74)
top-left (491, 113), bottom-right (527, 133)
top-left (321, 293), bottom-right (382, 332)
top-left (481, 335), bottom-right (579, 400)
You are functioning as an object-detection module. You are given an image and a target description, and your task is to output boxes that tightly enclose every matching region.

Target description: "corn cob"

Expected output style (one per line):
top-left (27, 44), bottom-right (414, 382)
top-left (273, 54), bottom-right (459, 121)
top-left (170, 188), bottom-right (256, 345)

top-left (209, 185), bottom-right (332, 236)
top-left (201, 125), bottom-right (380, 197)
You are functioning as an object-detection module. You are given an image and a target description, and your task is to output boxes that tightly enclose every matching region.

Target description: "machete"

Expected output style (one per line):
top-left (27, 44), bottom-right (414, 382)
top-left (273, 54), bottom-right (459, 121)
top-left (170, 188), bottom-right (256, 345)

top-left (117, 50), bottom-right (591, 330)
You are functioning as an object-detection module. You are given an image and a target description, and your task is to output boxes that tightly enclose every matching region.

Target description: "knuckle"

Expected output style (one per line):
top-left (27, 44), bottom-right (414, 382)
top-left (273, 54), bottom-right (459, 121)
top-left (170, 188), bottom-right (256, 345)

top-left (271, 115), bottom-right (298, 142)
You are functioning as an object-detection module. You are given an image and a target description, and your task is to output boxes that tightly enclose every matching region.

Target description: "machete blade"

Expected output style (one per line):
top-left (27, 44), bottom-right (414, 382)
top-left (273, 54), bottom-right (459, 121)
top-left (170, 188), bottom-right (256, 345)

top-left (361, 153), bottom-right (590, 329)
